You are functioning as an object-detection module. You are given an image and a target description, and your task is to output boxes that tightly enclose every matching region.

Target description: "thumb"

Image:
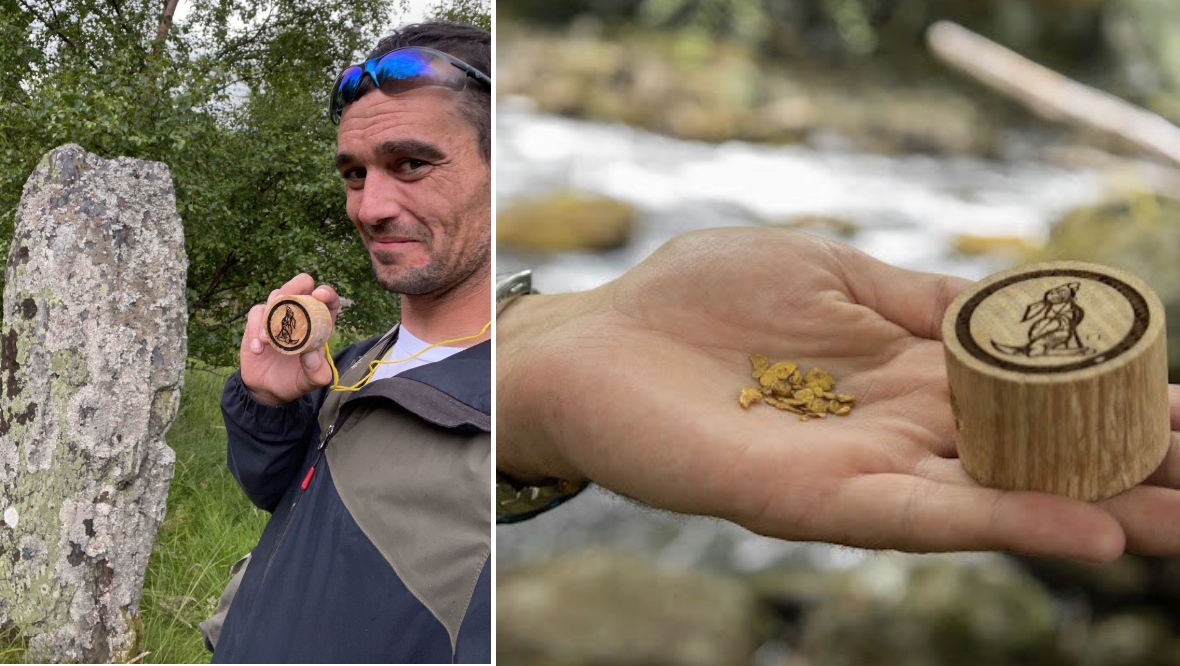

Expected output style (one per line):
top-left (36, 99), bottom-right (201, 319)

top-left (841, 247), bottom-right (972, 340)
top-left (300, 348), bottom-right (333, 390)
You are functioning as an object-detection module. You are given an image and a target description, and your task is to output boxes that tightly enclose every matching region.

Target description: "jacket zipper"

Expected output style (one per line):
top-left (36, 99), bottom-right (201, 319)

top-left (260, 422), bottom-right (338, 584)
top-left (257, 333), bottom-right (397, 586)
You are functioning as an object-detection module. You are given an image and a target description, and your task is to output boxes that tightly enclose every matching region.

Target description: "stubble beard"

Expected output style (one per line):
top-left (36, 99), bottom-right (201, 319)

top-left (369, 234), bottom-right (489, 298)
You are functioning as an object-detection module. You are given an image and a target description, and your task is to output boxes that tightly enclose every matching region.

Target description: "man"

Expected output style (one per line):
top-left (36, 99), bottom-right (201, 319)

top-left (497, 228), bottom-right (1180, 561)
top-left (212, 22), bottom-right (491, 663)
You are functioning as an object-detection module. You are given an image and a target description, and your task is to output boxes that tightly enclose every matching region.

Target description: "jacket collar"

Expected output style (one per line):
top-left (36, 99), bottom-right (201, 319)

top-left (342, 340), bottom-right (491, 432)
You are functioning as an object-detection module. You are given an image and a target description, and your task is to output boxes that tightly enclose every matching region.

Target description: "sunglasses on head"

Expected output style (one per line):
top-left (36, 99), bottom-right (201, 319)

top-left (329, 46), bottom-right (491, 124)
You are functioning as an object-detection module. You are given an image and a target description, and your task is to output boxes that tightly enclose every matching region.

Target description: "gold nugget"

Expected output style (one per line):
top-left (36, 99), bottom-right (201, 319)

top-left (750, 355), bottom-right (769, 380)
top-left (739, 387), bottom-right (763, 409)
top-left (739, 355), bottom-right (856, 419)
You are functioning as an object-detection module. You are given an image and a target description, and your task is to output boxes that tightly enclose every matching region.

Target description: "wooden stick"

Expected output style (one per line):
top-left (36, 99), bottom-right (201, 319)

top-left (928, 20), bottom-right (1180, 168)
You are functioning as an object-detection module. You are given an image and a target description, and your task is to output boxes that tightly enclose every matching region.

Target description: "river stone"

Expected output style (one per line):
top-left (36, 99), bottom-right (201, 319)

top-left (797, 556), bottom-right (1059, 666)
top-left (1082, 611), bottom-right (1176, 666)
top-left (0, 144), bottom-right (187, 662)
top-left (497, 192), bottom-right (636, 252)
top-left (497, 549), bottom-right (765, 666)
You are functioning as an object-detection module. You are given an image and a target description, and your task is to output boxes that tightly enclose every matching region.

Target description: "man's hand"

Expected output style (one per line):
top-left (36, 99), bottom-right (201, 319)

top-left (497, 228), bottom-right (1180, 562)
top-left (240, 273), bottom-right (341, 406)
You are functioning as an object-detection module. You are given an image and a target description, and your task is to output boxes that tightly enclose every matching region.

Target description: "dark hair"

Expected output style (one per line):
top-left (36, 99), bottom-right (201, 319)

top-left (352, 22), bottom-right (490, 163)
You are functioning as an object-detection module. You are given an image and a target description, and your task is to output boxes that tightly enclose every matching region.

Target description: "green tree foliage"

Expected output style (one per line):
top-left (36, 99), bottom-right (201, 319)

top-left (0, 0), bottom-right (489, 367)
top-left (425, 0), bottom-right (490, 31)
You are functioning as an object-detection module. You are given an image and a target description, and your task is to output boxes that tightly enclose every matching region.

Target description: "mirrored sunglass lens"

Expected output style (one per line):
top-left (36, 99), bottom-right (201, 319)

top-left (337, 66), bottom-right (363, 102)
top-left (373, 50), bottom-right (466, 94)
top-left (331, 66), bottom-right (363, 120)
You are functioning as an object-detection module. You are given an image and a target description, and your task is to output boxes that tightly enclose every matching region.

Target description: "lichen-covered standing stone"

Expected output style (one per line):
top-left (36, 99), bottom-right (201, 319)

top-left (0, 144), bottom-right (187, 662)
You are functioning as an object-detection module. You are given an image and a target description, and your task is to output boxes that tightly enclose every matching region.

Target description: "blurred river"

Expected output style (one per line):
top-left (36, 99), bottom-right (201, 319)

top-left (496, 99), bottom-right (1108, 574)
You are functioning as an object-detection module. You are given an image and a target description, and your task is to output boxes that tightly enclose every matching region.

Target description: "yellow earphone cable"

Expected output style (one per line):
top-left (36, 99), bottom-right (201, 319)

top-left (323, 320), bottom-right (491, 392)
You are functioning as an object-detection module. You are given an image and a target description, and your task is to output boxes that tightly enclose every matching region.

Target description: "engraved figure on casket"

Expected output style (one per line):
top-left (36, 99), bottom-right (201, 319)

top-left (993, 282), bottom-right (1094, 357)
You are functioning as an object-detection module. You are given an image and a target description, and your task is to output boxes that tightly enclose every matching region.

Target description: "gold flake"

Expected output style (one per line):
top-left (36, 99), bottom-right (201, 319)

top-left (767, 361), bottom-right (798, 380)
top-left (742, 356), bottom-right (855, 421)
top-left (740, 387), bottom-right (763, 409)
top-left (805, 368), bottom-right (835, 392)
top-left (751, 354), bottom-right (769, 380)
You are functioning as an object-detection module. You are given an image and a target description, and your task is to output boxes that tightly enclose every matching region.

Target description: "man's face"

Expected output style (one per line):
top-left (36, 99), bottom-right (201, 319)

top-left (335, 86), bottom-right (490, 297)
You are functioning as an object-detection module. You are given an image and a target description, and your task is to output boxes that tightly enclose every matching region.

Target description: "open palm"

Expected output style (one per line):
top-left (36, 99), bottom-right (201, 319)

top-left (498, 228), bottom-right (1180, 561)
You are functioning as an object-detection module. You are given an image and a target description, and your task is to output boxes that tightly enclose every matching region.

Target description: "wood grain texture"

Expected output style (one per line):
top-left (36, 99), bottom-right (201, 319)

top-left (263, 294), bottom-right (333, 356)
top-left (942, 261), bottom-right (1169, 501)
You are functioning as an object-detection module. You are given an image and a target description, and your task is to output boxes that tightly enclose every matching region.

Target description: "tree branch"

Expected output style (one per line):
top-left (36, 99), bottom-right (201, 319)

top-left (153, 0), bottom-right (180, 52)
top-left (105, 0), bottom-right (150, 59)
top-left (929, 20), bottom-right (1180, 168)
top-left (205, 301), bottom-right (256, 330)
top-left (15, 0), bottom-right (76, 50)
top-left (192, 250), bottom-right (239, 312)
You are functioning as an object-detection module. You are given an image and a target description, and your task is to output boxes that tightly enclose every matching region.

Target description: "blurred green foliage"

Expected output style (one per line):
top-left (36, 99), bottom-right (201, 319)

top-left (0, 0), bottom-right (489, 367)
top-left (500, 0), bottom-right (1180, 120)
top-left (501, 0), bottom-right (1103, 62)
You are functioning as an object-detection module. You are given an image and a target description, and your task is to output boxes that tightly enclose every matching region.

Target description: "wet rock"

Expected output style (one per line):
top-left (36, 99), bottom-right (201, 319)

top-left (1034, 193), bottom-right (1180, 379)
top-left (498, 192), bottom-right (637, 252)
top-left (498, 27), bottom-right (1009, 155)
top-left (1015, 556), bottom-right (1153, 610)
top-left (792, 556), bottom-right (1060, 666)
top-left (1106, 0), bottom-right (1180, 121)
top-left (1082, 612), bottom-right (1179, 666)
top-left (497, 549), bottom-right (767, 666)
top-left (0, 145), bottom-right (187, 662)
top-left (951, 234), bottom-right (1037, 259)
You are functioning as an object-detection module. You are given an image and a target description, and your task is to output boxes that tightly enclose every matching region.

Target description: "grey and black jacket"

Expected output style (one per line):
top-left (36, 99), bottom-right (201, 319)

top-left (211, 328), bottom-right (491, 663)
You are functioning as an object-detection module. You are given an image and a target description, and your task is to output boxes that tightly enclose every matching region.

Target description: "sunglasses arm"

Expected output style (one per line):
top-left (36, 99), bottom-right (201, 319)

top-left (437, 52), bottom-right (490, 89)
top-left (466, 67), bottom-right (491, 89)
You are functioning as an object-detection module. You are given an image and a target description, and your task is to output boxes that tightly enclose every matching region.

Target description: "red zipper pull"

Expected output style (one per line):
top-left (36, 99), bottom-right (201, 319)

top-left (301, 424), bottom-right (338, 492)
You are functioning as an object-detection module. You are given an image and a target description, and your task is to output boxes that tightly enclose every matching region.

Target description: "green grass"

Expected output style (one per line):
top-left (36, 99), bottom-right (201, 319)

top-left (1, 363), bottom-right (269, 664)
top-left (135, 362), bottom-right (269, 663)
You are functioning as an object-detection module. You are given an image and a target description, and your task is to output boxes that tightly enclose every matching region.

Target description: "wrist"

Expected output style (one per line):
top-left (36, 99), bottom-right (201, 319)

top-left (496, 292), bottom-right (591, 486)
top-left (242, 382), bottom-right (292, 407)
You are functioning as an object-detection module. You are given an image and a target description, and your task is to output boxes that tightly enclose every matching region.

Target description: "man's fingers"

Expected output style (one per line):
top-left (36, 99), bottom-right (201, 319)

top-left (243, 304), bottom-right (267, 353)
top-left (298, 348), bottom-right (333, 392)
top-left (1099, 484), bottom-right (1180, 556)
top-left (807, 474), bottom-right (1124, 562)
top-left (1142, 433), bottom-right (1180, 488)
top-left (268, 274), bottom-right (316, 306)
top-left (1170, 385), bottom-right (1180, 430)
top-left (840, 248), bottom-right (972, 341)
top-left (914, 453), bottom-right (1180, 556)
top-left (280, 273), bottom-right (315, 295)
top-left (312, 285), bottom-right (342, 322)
